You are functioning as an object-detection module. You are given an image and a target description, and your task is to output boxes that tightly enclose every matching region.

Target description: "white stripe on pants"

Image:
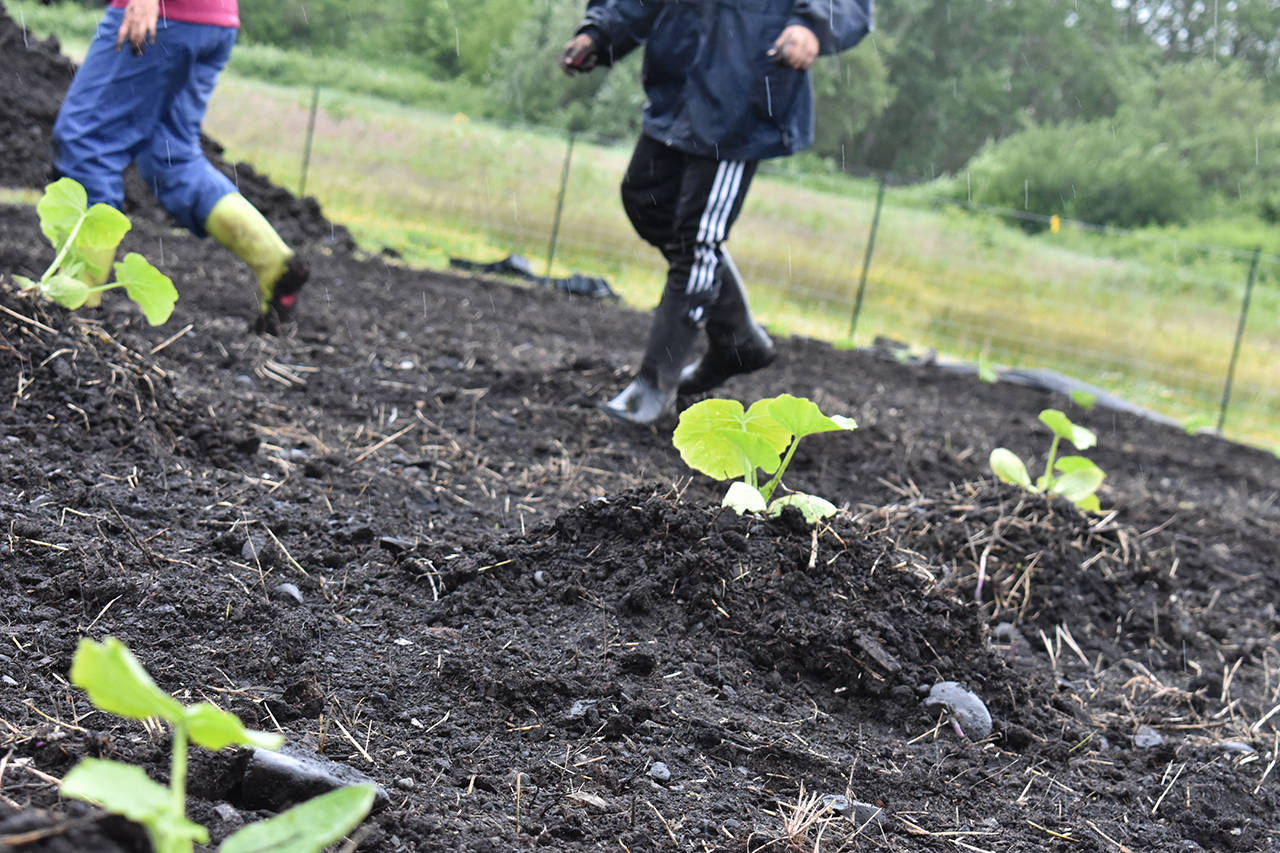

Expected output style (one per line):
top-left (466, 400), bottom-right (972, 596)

top-left (685, 159), bottom-right (747, 295)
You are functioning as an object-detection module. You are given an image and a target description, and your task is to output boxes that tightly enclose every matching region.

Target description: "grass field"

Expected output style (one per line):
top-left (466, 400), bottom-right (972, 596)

top-left (10, 1), bottom-right (1280, 449)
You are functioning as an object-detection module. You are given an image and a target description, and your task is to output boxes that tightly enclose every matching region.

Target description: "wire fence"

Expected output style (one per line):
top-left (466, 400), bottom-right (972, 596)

top-left (283, 93), bottom-right (1279, 449)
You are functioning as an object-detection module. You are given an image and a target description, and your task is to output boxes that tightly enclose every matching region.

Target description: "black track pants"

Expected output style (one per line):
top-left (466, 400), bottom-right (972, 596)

top-left (620, 134), bottom-right (759, 320)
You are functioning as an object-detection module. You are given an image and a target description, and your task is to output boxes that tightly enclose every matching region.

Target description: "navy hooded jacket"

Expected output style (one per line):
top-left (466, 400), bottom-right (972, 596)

top-left (580, 0), bottom-right (872, 162)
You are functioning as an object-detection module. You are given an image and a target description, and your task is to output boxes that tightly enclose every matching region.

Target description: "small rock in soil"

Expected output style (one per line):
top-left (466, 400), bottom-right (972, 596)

top-left (379, 535), bottom-right (417, 553)
top-left (992, 621), bottom-right (1031, 654)
top-left (395, 777), bottom-right (416, 791)
top-left (648, 762), bottom-right (672, 783)
top-left (1133, 726), bottom-right (1164, 748)
top-left (271, 582), bottom-right (304, 604)
top-left (239, 746), bottom-right (389, 813)
top-left (212, 803), bottom-right (240, 823)
top-left (851, 800), bottom-right (885, 826)
top-left (565, 791), bottom-right (610, 811)
top-left (533, 570), bottom-right (549, 587)
top-left (821, 794), bottom-right (850, 814)
top-left (566, 699), bottom-right (597, 720)
top-left (923, 682), bottom-right (993, 740)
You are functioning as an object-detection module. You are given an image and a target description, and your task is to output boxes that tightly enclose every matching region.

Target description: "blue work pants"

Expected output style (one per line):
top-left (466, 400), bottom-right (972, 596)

top-left (52, 7), bottom-right (238, 236)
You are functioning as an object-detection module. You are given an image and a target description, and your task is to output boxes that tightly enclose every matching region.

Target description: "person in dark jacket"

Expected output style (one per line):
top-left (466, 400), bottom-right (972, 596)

top-left (561, 0), bottom-right (872, 424)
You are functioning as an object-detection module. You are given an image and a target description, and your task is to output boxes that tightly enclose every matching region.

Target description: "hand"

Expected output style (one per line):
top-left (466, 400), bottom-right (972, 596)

top-left (560, 33), bottom-right (599, 76)
top-left (767, 24), bottom-right (820, 70)
top-left (116, 0), bottom-right (159, 55)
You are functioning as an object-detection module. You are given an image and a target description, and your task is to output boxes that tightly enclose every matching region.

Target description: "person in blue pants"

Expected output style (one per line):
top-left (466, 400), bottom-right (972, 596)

top-left (52, 0), bottom-right (306, 334)
top-left (562, 0), bottom-right (873, 425)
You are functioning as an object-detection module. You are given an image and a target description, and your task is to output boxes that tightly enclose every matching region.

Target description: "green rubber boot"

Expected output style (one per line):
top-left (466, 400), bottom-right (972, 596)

top-left (205, 193), bottom-right (308, 334)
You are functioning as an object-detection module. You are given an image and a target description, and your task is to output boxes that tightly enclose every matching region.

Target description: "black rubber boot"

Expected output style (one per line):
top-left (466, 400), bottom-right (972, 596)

top-left (678, 251), bottom-right (775, 394)
top-left (602, 292), bottom-right (705, 425)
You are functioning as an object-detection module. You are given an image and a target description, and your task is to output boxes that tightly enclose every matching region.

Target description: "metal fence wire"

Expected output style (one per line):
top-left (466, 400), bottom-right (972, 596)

top-left (286, 96), bottom-right (1278, 448)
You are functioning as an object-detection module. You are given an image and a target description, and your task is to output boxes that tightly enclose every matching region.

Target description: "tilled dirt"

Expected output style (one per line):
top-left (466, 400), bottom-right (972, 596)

top-left (2, 9), bottom-right (1280, 852)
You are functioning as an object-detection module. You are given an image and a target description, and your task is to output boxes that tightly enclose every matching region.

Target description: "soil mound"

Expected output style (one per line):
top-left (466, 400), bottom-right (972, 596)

top-left (0, 9), bottom-right (76, 190)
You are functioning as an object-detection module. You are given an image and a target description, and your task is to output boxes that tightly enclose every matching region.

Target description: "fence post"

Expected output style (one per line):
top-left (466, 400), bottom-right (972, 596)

top-left (542, 129), bottom-right (578, 281)
top-left (1217, 247), bottom-right (1262, 435)
top-left (848, 173), bottom-right (887, 339)
top-left (299, 84), bottom-right (321, 197)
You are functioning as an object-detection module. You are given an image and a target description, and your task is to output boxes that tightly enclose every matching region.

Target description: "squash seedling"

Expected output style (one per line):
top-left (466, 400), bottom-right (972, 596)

top-left (61, 637), bottom-right (375, 853)
top-left (989, 408), bottom-right (1106, 513)
top-left (673, 394), bottom-right (856, 524)
top-left (13, 178), bottom-right (178, 325)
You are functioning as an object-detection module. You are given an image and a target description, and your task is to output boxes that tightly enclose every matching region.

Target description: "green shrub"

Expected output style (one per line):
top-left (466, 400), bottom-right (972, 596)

top-left (963, 121), bottom-right (1200, 228)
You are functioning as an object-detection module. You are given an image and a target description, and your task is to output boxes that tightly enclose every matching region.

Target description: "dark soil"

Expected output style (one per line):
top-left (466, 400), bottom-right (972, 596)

top-left (2, 10), bottom-right (1279, 852)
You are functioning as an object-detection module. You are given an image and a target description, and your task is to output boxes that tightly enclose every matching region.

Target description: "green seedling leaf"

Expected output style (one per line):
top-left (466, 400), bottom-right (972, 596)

top-left (220, 785), bottom-right (376, 853)
top-left (673, 399), bottom-right (789, 481)
top-left (78, 204), bottom-right (130, 252)
top-left (741, 398), bottom-right (797, 452)
top-left (768, 493), bottom-right (838, 524)
top-left (756, 395), bottom-right (855, 501)
top-left (1073, 493), bottom-right (1102, 513)
top-left (1038, 409), bottom-right (1096, 451)
top-left (989, 448), bottom-right (1033, 489)
top-left (70, 637), bottom-right (184, 724)
top-left (676, 394), bottom-right (853, 513)
top-left (62, 759), bottom-right (170, 822)
top-left (1049, 459), bottom-right (1106, 508)
top-left (114, 253), bottom-right (178, 326)
top-left (722, 481), bottom-right (767, 515)
top-left (765, 394), bottom-right (857, 440)
top-left (977, 359), bottom-right (999, 383)
top-left (719, 428), bottom-right (787, 476)
top-left (1070, 389), bottom-right (1097, 410)
top-left (42, 274), bottom-right (90, 309)
top-left (1054, 455), bottom-right (1101, 475)
top-left (72, 204), bottom-right (131, 279)
top-left (13, 275), bottom-right (37, 290)
top-left (36, 177), bottom-right (89, 250)
top-left (62, 759), bottom-right (209, 852)
top-left (184, 703), bottom-right (284, 752)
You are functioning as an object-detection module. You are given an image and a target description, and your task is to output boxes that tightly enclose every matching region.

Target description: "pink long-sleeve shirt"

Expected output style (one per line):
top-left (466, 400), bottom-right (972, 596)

top-left (109, 0), bottom-right (239, 29)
